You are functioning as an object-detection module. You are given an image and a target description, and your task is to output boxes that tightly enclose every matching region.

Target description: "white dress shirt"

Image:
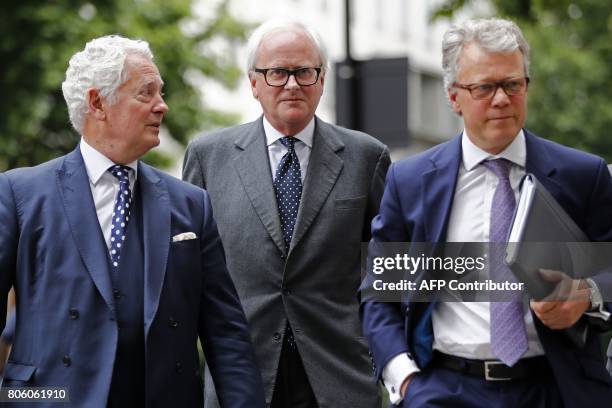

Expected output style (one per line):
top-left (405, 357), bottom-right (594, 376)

top-left (79, 137), bottom-right (137, 253)
top-left (263, 116), bottom-right (314, 183)
top-left (433, 130), bottom-right (546, 359)
top-left (383, 130), bottom-right (548, 404)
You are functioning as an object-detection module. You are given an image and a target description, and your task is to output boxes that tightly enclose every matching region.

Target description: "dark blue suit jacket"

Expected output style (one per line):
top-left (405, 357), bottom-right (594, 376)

top-left (360, 130), bottom-right (612, 406)
top-left (0, 147), bottom-right (265, 407)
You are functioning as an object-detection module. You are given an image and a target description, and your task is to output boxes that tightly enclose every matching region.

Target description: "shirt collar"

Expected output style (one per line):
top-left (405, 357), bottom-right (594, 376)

top-left (263, 116), bottom-right (315, 148)
top-left (79, 137), bottom-right (138, 185)
top-left (461, 129), bottom-right (526, 172)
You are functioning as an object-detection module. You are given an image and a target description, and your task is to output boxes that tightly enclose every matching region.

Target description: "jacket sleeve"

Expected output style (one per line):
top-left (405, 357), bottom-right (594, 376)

top-left (359, 164), bottom-right (413, 380)
top-left (0, 173), bottom-right (18, 334)
top-left (196, 189), bottom-right (266, 407)
top-left (362, 146), bottom-right (391, 242)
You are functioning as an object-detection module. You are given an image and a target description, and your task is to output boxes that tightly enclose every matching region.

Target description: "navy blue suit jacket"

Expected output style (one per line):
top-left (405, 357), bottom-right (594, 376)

top-left (360, 130), bottom-right (612, 406)
top-left (0, 147), bottom-right (265, 407)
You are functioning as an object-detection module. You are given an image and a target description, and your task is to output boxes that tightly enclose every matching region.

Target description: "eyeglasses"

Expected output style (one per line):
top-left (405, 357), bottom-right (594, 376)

top-left (253, 67), bottom-right (322, 87)
top-left (453, 77), bottom-right (530, 100)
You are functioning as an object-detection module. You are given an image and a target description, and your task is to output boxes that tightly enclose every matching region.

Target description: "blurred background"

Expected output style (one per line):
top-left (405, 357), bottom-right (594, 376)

top-left (1, 0), bottom-right (612, 400)
top-left (2, 0), bottom-right (611, 176)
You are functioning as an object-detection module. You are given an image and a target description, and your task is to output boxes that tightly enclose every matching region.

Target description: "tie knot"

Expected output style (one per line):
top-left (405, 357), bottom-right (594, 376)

top-left (279, 136), bottom-right (297, 151)
top-left (481, 158), bottom-right (512, 180)
top-left (108, 165), bottom-right (132, 183)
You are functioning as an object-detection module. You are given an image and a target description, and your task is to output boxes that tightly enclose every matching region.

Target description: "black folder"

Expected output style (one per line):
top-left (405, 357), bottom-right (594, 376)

top-left (505, 174), bottom-right (591, 346)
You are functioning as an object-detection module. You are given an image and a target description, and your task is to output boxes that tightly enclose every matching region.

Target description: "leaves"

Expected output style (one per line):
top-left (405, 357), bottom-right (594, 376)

top-left (0, 0), bottom-right (249, 169)
top-left (431, 0), bottom-right (612, 161)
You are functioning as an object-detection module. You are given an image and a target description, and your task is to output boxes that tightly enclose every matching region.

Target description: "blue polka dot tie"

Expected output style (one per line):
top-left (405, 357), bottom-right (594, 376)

top-left (482, 159), bottom-right (528, 366)
top-left (274, 137), bottom-right (302, 350)
top-left (273, 136), bottom-right (302, 249)
top-left (108, 165), bottom-right (133, 270)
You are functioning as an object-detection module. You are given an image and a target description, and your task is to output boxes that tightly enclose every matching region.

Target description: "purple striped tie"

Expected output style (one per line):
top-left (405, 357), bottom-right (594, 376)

top-left (482, 158), bottom-right (528, 366)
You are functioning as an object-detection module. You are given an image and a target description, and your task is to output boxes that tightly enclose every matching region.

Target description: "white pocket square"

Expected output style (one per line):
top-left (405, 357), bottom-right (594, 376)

top-left (172, 232), bottom-right (197, 242)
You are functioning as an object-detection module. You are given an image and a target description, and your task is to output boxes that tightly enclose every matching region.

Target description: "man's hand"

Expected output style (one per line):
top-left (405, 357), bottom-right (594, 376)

top-left (400, 373), bottom-right (416, 398)
top-left (530, 269), bottom-right (590, 329)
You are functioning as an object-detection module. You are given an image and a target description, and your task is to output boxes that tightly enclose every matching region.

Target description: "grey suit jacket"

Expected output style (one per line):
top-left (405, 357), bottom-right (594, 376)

top-left (183, 116), bottom-right (390, 408)
top-left (607, 341), bottom-right (612, 377)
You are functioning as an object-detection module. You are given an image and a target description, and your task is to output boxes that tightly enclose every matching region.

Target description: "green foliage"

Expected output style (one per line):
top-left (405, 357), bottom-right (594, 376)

top-left (432, 0), bottom-right (612, 161)
top-left (430, 0), bottom-right (470, 20)
top-left (0, 0), bottom-right (248, 170)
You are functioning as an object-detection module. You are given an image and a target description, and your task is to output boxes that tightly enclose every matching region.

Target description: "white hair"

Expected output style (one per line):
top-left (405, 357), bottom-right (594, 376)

top-left (61, 35), bottom-right (153, 133)
top-left (246, 19), bottom-right (329, 73)
top-left (442, 18), bottom-right (530, 93)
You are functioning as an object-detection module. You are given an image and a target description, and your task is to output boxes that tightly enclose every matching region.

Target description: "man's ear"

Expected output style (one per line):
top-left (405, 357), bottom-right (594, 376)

top-left (449, 89), bottom-right (462, 116)
top-left (87, 88), bottom-right (106, 120)
top-left (248, 72), bottom-right (259, 100)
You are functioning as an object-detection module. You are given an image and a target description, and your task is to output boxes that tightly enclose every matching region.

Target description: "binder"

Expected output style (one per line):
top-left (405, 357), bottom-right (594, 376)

top-left (505, 174), bottom-right (593, 298)
top-left (505, 174), bottom-right (592, 347)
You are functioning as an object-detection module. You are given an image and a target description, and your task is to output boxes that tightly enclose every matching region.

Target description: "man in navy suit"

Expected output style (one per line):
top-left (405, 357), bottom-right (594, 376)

top-left (0, 35), bottom-right (265, 407)
top-left (361, 18), bottom-right (612, 407)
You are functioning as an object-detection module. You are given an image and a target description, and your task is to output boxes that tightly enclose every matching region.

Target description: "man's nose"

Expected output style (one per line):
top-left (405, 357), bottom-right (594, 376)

top-left (154, 94), bottom-right (169, 114)
top-left (284, 74), bottom-right (300, 89)
top-left (491, 85), bottom-right (511, 107)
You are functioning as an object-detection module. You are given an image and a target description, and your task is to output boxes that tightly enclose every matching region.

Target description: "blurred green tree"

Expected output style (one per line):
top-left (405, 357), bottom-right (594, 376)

top-left (0, 0), bottom-right (248, 170)
top-left (432, 0), bottom-right (612, 161)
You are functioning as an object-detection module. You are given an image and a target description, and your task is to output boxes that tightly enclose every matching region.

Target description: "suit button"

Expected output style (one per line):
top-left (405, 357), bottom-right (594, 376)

top-left (175, 362), bottom-right (182, 373)
top-left (273, 332), bottom-right (281, 342)
top-left (282, 288), bottom-right (290, 296)
top-left (280, 254), bottom-right (286, 260)
top-left (113, 289), bottom-right (121, 300)
top-left (169, 318), bottom-right (179, 328)
top-left (63, 355), bottom-right (71, 367)
top-left (69, 309), bottom-right (79, 320)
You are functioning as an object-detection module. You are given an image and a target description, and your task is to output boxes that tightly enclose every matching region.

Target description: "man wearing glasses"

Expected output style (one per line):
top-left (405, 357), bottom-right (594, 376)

top-left (361, 18), bottom-right (612, 407)
top-left (183, 20), bottom-right (390, 408)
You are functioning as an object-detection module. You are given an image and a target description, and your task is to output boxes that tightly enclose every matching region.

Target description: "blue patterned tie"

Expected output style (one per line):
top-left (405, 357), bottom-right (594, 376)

top-left (273, 137), bottom-right (302, 350)
top-left (273, 136), bottom-right (302, 249)
top-left (108, 165), bottom-right (133, 270)
top-left (482, 159), bottom-right (528, 366)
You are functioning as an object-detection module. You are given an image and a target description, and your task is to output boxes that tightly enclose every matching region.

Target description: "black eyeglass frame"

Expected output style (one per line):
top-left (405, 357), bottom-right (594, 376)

top-left (453, 77), bottom-right (530, 100)
top-left (253, 67), bottom-right (322, 87)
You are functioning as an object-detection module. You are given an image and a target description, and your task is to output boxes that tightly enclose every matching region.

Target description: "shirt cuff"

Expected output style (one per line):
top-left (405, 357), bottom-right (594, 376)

top-left (584, 278), bottom-right (611, 320)
top-left (382, 353), bottom-right (420, 405)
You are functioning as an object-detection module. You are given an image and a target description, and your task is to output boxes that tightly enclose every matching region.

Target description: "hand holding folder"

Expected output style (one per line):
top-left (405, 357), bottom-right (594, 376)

top-left (530, 269), bottom-right (593, 331)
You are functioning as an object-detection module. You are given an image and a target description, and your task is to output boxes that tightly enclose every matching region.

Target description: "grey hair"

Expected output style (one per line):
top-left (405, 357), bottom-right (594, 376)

top-left (442, 18), bottom-right (530, 93)
top-left (61, 35), bottom-right (153, 133)
top-left (246, 19), bottom-right (329, 73)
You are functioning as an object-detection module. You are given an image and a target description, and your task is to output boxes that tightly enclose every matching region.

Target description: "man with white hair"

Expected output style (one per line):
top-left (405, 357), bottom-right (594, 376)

top-left (183, 20), bottom-right (390, 408)
top-left (0, 35), bottom-right (265, 407)
top-left (361, 18), bottom-right (612, 407)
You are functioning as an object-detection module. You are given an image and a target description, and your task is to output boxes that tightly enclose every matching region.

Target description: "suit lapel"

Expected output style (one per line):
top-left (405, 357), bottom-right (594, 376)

top-left (138, 163), bottom-right (171, 339)
top-left (524, 130), bottom-right (561, 198)
top-left (232, 118), bottom-right (286, 255)
top-left (291, 118), bottom-right (344, 250)
top-left (422, 135), bottom-right (462, 242)
top-left (57, 148), bottom-right (115, 313)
